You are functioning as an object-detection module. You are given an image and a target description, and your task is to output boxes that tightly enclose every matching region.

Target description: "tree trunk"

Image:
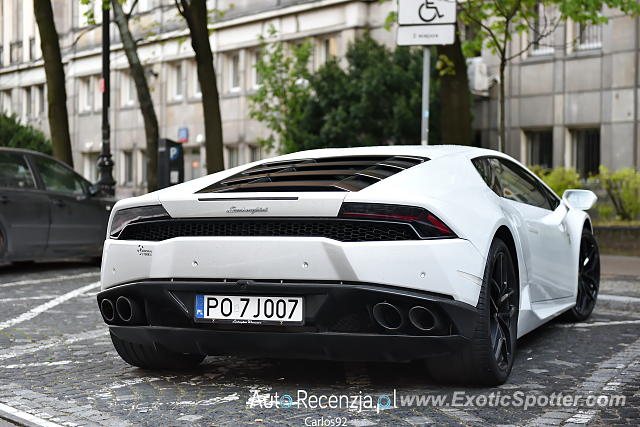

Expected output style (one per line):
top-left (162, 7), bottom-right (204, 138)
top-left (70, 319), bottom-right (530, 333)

top-left (498, 60), bottom-right (506, 153)
top-left (33, 0), bottom-right (73, 166)
top-left (436, 33), bottom-right (472, 146)
top-left (111, 0), bottom-right (159, 192)
top-left (178, 0), bottom-right (225, 173)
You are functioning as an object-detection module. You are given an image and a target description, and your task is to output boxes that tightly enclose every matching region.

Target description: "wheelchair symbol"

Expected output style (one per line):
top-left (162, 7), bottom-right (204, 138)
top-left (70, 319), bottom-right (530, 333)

top-left (418, 0), bottom-right (444, 23)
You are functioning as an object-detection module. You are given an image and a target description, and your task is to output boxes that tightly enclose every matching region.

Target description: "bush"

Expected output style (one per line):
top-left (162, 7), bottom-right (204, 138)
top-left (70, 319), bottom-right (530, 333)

top-left (530, 166), bottom-right (582, 197)
top-left (0, 113), bottom-right (52, 154)
top-left (592, 166), bottom-right (640, 221)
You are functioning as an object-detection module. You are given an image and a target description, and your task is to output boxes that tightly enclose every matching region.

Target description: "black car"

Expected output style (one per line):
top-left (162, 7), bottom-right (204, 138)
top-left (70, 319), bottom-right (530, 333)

top-left (0, 147), bottom-right (114, 265)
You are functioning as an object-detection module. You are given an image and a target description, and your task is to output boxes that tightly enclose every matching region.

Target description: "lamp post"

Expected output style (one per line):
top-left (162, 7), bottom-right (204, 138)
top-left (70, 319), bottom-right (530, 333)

top-left (97, 3), bottom-right (115, 196)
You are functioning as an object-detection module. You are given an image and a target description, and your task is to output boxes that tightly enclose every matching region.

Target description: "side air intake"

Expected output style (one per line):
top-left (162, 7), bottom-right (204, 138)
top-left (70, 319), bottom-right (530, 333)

top-left (197, 155), bottom-right (428, 193)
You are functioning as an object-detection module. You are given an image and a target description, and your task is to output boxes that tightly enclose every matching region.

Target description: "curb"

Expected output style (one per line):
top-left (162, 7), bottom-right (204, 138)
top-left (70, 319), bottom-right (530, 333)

top-left (597, 294), bottom-right (640, 312)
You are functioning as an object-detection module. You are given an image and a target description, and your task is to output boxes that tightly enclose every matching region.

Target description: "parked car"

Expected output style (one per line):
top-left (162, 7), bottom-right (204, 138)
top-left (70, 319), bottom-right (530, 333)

top-left (98, 146), bottom-right (599, 385)
top-left (0, 147), bottom-right (114, 265)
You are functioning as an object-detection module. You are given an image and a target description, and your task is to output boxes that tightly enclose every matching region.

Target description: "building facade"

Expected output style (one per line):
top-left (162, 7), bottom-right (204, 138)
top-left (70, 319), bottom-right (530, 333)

top-left (0, 0), bottom-right (393, 197)
top-left (474, 5), bottom-right (640, 176)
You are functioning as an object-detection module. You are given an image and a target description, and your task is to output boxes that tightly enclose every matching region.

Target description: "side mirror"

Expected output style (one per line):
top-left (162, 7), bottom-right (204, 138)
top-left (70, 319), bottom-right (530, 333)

top-left (562, 189), bottom-right (597, 211)
top-left (88, 183), bottom-right (99, 197)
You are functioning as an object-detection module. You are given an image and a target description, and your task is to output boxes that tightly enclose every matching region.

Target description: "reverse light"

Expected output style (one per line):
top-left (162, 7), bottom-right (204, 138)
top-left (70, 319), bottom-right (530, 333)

top-left (338, 202), bottom-right (456, 238)
top-left (109, 205), bottom-right (170, 238)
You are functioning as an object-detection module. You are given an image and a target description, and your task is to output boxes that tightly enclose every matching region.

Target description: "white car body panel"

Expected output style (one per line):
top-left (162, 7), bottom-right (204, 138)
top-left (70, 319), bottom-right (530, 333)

top-left (101, 145), bottom-right (592, 340)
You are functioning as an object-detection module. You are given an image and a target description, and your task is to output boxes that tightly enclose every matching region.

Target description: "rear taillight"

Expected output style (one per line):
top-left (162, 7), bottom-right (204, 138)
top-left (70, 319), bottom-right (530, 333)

top-left (338, 202), bottom-right (456, 238)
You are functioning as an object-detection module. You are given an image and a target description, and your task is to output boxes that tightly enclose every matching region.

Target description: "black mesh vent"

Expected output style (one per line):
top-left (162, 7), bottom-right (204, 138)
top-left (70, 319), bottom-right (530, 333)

top-left (118, 219), bottom-right (420, 242)
top-left (197, 155), bottom-right (428, 193)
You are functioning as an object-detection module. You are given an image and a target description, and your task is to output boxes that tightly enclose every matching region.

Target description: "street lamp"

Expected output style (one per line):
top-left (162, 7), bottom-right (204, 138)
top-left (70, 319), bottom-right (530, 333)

top-left (97, 3), bottom-right (115, 196)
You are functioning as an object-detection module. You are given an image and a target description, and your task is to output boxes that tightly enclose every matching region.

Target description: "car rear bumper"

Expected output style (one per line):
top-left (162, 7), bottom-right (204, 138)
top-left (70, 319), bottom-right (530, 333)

top-left (99, 279), bottom-right (479, 362)
top-left (100, 236), bottom-right (484, 305)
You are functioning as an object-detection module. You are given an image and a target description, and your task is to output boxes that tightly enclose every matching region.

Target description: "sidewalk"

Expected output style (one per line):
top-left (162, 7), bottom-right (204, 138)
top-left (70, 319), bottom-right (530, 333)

top-left (601, 255), bottom-right (640, 280)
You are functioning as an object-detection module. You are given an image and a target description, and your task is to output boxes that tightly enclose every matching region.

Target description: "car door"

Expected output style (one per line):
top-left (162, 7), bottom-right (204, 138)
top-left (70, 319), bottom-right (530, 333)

top-left (490, 158), bottom-right (574, 301)
top-left (0, 151), bottom-right (51, 261)
top-left (30, 154), bottom-right (108, 258)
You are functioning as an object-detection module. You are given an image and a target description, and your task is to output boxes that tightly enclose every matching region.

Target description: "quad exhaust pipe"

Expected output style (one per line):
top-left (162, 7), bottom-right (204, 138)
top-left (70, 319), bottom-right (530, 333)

top-left (100, 298), bottom-right (115, 323)
top-left (372, 303), bottom-right (440, 332)
top-left (115, 296), bottom-right (143, 324)
top-left (372, 302), bottom-right (403, 330)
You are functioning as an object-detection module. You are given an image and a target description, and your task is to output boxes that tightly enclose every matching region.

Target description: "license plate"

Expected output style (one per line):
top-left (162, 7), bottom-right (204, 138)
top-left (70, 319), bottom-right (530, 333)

top-left (194, 295), bottom-right (304, 325)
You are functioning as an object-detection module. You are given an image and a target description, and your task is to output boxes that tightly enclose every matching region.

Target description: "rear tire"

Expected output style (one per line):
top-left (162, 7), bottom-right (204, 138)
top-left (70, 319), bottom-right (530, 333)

top-left (110, 331), bottom-right (205, 370)
top-left (563, 230), bottom-right (600, 322)
top-left (427, 238), bottom-right (519, 385)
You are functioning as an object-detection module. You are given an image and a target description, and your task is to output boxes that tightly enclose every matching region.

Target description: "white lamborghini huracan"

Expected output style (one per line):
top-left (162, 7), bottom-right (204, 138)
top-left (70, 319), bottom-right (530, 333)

top-left (98, 146), bottom-right (600, 385)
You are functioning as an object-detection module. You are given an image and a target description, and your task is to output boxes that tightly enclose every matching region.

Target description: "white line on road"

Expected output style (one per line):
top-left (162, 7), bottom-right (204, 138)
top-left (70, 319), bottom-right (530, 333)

top-left (598, 294), bottom-right (640, 303)
top-left (0, 402), bottom-right (62, 427)
top-left (0, 282), bottom-right (100, 331)
top-left (0, 295), bottom-right (59, 303)
top-left (0, 328), bottom-right (107, 361)
top-left (0, 272), bottom-right (99, 289)
top-left (556, 319), bottom-right (640, 328)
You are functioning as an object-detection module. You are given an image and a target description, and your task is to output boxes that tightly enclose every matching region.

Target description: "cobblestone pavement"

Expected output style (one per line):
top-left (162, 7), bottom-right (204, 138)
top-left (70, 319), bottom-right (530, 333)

top-left (0, 263), bottom-right (638, 426)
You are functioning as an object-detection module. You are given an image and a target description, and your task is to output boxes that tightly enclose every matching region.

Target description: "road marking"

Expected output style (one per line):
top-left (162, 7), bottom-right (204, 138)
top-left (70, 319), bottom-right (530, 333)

top-left (0, 360), bottom-right (74, 369)
top-left (0, 282), bottom-right (100, 331)
top-left (0, 328), bottom-right (107, 361)
top-left (0, 295), bottom-right (59, 303)
top-left (556, 319), bottom-right (640, 328)
top-left (598, 294), bottom-right (640, 303)
top-left (0, 272), bottom-right (99, 288)
top-left (0, 402), bottom-right (62, 427)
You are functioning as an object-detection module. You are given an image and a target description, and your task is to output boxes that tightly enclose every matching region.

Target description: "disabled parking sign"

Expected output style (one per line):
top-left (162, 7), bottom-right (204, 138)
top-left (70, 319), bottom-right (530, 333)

top-left (397, 0), bottom-right (457, 46)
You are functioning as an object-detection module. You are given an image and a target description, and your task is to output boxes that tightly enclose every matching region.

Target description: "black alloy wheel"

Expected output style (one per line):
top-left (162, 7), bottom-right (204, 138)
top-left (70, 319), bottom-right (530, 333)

top-left (489, 250), bottom-right (518, 371)
top-left (566, 230), bottom-right (600, 321)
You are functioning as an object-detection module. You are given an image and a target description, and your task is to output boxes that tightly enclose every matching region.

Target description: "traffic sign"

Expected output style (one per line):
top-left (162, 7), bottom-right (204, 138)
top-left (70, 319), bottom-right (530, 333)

top-left (397, 24), bottom-right (455, 46)
top-left (398, 0), bottom-right (457, 25)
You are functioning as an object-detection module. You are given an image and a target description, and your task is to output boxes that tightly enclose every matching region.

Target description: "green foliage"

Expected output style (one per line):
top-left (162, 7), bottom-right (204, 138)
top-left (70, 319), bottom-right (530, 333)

top-left (249, 32), bottom-right (430, 153)
top-left (593, 166), bottom-right (640, 221)
top-left (0, 114), bottom-right (52, 155)
top-left (248, 26), bottom-right (313, 153)
top-left (530, 166), bottom-right (582, 197)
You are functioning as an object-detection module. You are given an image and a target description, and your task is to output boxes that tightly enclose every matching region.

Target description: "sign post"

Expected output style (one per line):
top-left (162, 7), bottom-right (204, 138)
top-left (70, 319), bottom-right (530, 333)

top-left (397, 0), bottom-right (457, 145)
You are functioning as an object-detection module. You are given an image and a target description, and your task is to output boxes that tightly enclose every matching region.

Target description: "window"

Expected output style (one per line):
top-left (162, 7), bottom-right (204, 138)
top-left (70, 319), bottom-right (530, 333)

top-left (36, 85), bottom-right (45, 116)
top-left (321, 37), bottom-right (338, 64)
top-left (573, 129), bottom-right (600, 178)
top-left (0, 152), bottom-right (35, 189)
top-left (251, 51), bottom-right (262, 88)
top-left (530, 2), bottom-right (554, 55)
top-left (1, 90), bottom-right (12, 114)
top-left (79, 77), bottom-right (92, 112)
top-left (33, 156), bottom-right (85, 196)
top-left (526, 130), bottom-right (553, 169)
top-left (249, 145), bottom-right (261, 163)
top-left (190, 61), bottom-right (201, 97)
top-left (229, 53), bottom-right (240, 91)
top-left (576, 22), bottom-right (602, 50)
top-left (473, 157), bottom-right (558, 210)
top-left (23, 87), bottom-right (32, 119)
top-left (138, 150), bottom-right (148, 185)
top-left (227, 146), bottom-right (239, 168)
top-left (169, 62), bottom-right (184, 99)
top-left (122, 151), bottom-right (134, 185)
top-left (83, 152), bottom-right (99, 182)
top-left (121, 72), bottom-right (135, 106)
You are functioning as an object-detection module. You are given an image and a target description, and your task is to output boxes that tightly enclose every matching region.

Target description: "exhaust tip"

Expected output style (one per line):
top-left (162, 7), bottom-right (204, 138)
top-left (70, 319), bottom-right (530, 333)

top-left (408, 306), bottom-right (437, 331)
top-left (372, 302), bottom-right (403, 330)
top-left (100, 299), bottom-right (115, 323)
top-left (116, 296), bottom-right (134, 323)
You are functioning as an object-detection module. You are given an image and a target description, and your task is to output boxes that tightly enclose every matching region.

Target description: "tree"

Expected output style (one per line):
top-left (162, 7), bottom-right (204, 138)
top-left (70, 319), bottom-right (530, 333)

top-left (0, 114), bottom-right (52, 154)
top-left (458, 0), bottom-right (640, 152)
top-left (110, 0), bottom-right (160, 191)
top-left (249, 33), bottom-right (434, 153)
top-left (174, 0), bottom-right (225, 173)
top-left (248, 27), bottom-right (314, 153)
top-left (34, 0), bottom-right (74, 166)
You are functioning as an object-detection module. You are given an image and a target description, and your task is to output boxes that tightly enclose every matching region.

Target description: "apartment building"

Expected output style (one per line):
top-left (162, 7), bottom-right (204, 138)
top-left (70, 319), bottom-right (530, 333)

top-left (0, 0), bottom-right (393, 197)
top-left (474, 5), bottom-right (640, 176)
